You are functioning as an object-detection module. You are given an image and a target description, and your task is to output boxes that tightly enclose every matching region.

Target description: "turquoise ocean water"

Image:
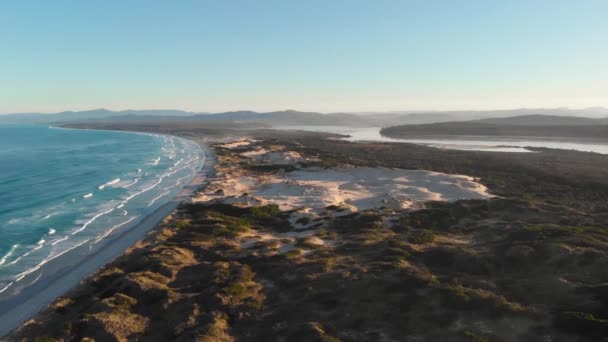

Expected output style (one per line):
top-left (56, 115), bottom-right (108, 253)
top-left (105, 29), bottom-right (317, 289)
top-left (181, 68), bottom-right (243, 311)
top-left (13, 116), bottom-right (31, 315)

top-left (0, 125), bottom-right (203, 295)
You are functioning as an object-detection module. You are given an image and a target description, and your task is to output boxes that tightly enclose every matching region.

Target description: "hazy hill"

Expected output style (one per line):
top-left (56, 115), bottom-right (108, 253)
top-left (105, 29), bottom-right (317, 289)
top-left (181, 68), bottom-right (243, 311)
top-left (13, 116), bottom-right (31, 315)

top-left (476, 114), bottom-right (608, 126)
top-left (0, 109), bottom-right (431, 126)
top-left (393, 107), bottom-right (608, 120)
top-left (0, 109), bottom-right (199, 124)
top-left (380, 115), bottom-right (608, 140)
top-left (2, 107), bottom-right (608, 128)
top-left (192, 110), bottom-right (375, 126)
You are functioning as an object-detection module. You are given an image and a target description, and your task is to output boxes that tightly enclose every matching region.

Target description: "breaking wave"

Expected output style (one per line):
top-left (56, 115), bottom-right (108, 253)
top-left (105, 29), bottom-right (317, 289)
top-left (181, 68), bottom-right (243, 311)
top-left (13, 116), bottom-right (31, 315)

top-left (0, 128), bottom-right (204, 297)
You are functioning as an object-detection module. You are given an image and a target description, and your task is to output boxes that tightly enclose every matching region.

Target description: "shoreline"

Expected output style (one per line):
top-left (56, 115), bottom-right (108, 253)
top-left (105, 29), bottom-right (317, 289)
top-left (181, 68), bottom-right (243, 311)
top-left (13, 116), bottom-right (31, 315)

top-left (0, 131), bottom-right (215, 337)
top-left (8, 130), bottom-right (608, 341)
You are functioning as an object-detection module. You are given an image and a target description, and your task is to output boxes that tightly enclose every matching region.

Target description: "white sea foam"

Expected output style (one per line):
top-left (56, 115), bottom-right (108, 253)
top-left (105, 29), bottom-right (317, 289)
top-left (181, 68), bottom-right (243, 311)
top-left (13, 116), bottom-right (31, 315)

top-left (71, 206), bottom-right (116, 235)
top-left (118, 153), bottom-right (197, 208)
top-left (28, 272), bottom-right (43, 287)
top-left (93, 216), bottom-right (137, 244)
top-left (148, 190), bottom-right (170, 207)
top-left (51, 236), bottom-right (69, 246)
top-left (35, 239), bottom-right (45, 249)
top-left (14, 237), bottom-right (93, 282)
top-left (175, 171), bottom-right (195, 187)
top-left (123, 178), bottom-right (139, 188)
top-left (150, 157), bottom-right (161, 166)
top-left (39, 210), bottom-right (64, 221)
top-left (6, 254), bottom-right (22, 266)
top-left (122, 176), bottom-right (164, 203)
top-left (16, 239), bottom-right (46, 261)
top-left (7, 218), bottom-right (22, 225)
top-left (0, 244), bottom-right (19, 266)
top-left (0, 135), bottom-right (204, 296)
top-left (98, 178), bottom-right (121, 190)
top-left (0, 282), bottom-right (14, 294)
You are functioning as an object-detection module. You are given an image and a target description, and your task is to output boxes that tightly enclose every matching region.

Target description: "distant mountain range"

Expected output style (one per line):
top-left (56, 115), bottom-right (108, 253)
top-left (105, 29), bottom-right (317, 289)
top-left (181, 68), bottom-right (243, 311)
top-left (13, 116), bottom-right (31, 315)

top-left (0, 109), bottom-right (202, 124)
top-left (1, 107), bottom-right (608, 128)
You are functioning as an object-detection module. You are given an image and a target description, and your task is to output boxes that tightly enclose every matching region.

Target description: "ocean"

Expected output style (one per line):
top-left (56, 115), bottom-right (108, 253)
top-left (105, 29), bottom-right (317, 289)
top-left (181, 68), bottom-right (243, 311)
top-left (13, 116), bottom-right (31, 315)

top-left (0, 125), bottom-right (204, 295)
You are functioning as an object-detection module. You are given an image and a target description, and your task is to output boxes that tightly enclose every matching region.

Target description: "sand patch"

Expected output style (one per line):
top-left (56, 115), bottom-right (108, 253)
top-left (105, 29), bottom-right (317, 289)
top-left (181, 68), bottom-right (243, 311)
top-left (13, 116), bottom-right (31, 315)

top-left (194, 144), bottom-right (493, 240)
top-left (218, 140), bottom-right (254, 149)
top-left (196, 166), bottom-right (492, 212)
top-left (238, 226), bottom-right (329, 257)
top-left (241, 149), bottom-right (305, 165)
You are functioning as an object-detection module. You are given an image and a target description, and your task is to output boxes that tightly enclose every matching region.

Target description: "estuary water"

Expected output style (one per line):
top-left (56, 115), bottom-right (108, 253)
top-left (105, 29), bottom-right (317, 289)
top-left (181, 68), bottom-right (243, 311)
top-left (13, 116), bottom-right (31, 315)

top-left (273, 125), bottom-right (608, 154)
top-left (0, 125), bottom-right (204, 295)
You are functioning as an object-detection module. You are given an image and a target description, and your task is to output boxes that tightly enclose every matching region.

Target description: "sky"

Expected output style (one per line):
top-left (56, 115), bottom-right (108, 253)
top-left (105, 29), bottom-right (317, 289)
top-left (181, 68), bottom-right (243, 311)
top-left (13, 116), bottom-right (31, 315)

top-left (1, 0), bottom-right (607, 114)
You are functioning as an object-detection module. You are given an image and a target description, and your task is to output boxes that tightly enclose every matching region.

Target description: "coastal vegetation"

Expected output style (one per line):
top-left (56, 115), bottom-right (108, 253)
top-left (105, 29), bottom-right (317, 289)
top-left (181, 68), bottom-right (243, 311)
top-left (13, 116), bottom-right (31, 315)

top-left (11, 126), bottom-right (608, 341)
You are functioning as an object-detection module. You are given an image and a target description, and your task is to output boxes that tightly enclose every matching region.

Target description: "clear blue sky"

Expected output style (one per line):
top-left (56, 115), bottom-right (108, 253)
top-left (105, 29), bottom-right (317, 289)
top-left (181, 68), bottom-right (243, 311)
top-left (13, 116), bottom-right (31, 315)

top-left (1, 0), bottom-right (606, 113)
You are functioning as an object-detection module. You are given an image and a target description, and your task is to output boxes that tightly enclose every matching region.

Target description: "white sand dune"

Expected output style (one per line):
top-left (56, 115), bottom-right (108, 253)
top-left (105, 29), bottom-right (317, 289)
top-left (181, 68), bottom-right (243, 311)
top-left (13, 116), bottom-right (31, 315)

top-left (196, 165), bottom-right (492, 212)
top-left (241, 148), bottom-right (305, 165)
top-left (193, 142), bottom-right (494, 264)
top-left (219, 140), bottom-right (253, 149)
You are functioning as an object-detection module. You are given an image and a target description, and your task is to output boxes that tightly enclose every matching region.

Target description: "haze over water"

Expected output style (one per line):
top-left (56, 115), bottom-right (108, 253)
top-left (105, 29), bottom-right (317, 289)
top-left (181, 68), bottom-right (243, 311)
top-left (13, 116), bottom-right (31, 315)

top-left (0, 125), bottom-right (203, 295)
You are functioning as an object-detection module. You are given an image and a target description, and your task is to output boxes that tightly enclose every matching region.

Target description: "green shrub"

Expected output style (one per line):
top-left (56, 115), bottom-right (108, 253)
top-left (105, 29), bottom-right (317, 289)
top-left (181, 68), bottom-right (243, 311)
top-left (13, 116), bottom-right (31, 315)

top-left (463, 330), bottom-right (489, 342)
top-left (285, 249), bottom-right (303, 258)
top-left (296, 238), bottom-right (324, 250)
top-left (554, 311), bottom-right (608, 338)
top-left (223, 283), bottom-right (248, 299)
top-left (35, 337), bottom-right (58, 342)
top-left (213, 225), bottom-right (246, 238)
top-left (63, 321), bottom-right (73, 335)
top-left (173, 219), bottom-right (192, 230)
top-left (249, 204), bottom-right (280, 218)
top-left (409, 230), bottom-right (436, 244)
top-left (106, 293), bottom-right (138, 311)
